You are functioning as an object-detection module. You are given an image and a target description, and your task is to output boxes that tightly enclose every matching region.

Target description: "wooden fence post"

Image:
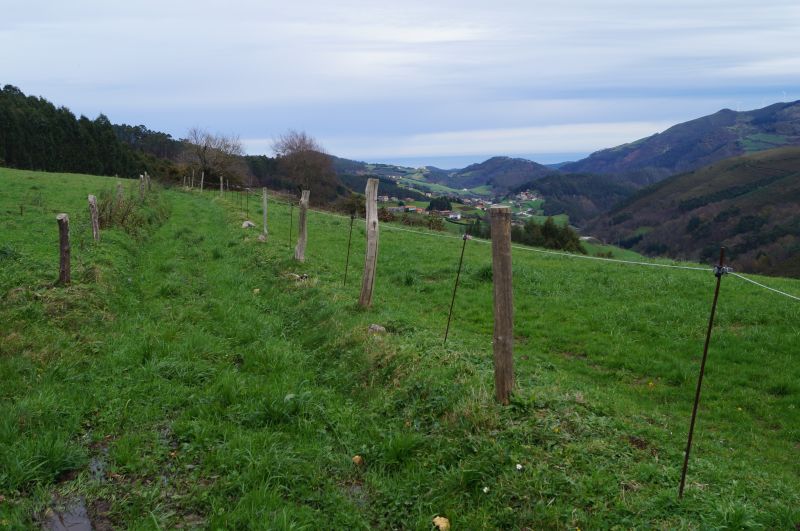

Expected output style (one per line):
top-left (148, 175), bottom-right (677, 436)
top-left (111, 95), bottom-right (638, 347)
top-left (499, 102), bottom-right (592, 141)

top-left (191, 169), bottom-right (195, 189)
top-left (490, 205), bottom-right (514, 404)
top-left (88, 194), bottom-right (100, 242)
top-left (294, 190), bottom-right (310, 261)
top-left (145, 171), bottom-right (151, 191)
top-left (57, 213), bottom-right (71, 284)
top-left (359, 178), bottom-right (379, 307)
top-left (262, 187), bottom-right (269, 237)
top-left (200, 171), bottom-right (205, 192)
top-left (139, 175), bottom-right (145, 199)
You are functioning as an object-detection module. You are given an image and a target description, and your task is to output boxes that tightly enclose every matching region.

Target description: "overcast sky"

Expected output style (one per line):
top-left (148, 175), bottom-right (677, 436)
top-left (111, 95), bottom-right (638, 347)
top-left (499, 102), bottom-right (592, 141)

top-left (2, 0), bottom-right (799, 167)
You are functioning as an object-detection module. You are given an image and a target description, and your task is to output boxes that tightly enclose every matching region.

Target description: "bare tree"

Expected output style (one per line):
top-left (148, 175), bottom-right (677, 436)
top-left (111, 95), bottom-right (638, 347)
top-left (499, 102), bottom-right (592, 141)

top-left (184, 127), bottom-right (248, 183)
top-left (272, 130), bottom-right (334, 191)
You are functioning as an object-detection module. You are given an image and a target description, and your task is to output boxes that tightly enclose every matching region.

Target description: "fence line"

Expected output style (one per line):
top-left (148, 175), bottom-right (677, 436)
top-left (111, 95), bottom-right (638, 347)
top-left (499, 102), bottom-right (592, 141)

top-left (299, 205), bottom-right (714, 272)
top-left (253, 195), bottom-right (800, 294)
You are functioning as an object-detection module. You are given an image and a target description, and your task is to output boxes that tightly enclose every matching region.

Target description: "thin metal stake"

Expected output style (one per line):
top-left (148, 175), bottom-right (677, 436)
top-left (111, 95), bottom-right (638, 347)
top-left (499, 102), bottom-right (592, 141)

top-left (343, 214), bottom-right (355, 287)
top-left (679, 247), bottom-right (727, 499)
top-left (444, 234), bottom-right (470, 344)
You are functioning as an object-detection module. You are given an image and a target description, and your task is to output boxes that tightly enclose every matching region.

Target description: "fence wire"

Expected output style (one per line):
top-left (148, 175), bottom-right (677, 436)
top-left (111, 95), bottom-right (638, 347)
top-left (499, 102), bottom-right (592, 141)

top-left (253, 193), bottom-right (800, 300)
top-left (729, 273), bottom-right (800, 302)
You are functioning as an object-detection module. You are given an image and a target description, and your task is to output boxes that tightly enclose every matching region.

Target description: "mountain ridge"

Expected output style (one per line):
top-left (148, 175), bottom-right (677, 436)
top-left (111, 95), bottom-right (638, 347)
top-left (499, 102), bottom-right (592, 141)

top-left (562, 101), bottom-right (800, 184)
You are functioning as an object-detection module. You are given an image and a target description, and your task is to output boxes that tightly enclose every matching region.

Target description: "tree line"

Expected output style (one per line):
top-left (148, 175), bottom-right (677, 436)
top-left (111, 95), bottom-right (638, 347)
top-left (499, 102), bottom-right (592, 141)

top-left (467, 216), bottom-right (586, 253)
top-left (0, 85), bottom-right (461, 212)
top-left (0, 85), bottom-right (147, 176)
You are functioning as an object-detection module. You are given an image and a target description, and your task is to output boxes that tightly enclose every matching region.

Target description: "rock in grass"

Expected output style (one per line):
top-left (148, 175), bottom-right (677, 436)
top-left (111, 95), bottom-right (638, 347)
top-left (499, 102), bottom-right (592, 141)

top-left (433, 516), bottom-right (450, 530)
top-left (368, 324), bottom-right (386, 334)
top-left (242, 220), bottom-right (256, 228)
top-left (352, 455), bottom-right (364, 467)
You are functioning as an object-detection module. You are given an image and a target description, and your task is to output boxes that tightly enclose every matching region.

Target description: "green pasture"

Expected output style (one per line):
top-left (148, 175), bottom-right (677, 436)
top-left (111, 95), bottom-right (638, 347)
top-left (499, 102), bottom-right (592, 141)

top-left (1, 167), bottom-right (799, 529)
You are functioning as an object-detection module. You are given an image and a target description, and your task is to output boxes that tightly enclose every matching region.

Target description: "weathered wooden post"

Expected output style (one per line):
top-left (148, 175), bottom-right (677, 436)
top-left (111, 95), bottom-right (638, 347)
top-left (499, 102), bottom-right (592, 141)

top-left (57, 213), bottom-right (70, 284)
top-left (200, 171), bottom-right (205, 192)
top-left (262, 187), bottom-right (269, 238)
top-left (359, 178), bottom-right (379, 308)
top-left (88, 194), bottom-right (100, 242)
top-left (288, 203), bottom-right (293, 249)
top-left (139, 175), bottom-right (145, 199)
top-left (490, 205), bottom-right (514, 404)
top-left (191, 169), bottom-right (195, 189)
top-left (219, 176), bottom-right (224, 197)
top-left (294, 190), bottom-right (310, 261)
top-left (145, 171), bottom-right (151, 191)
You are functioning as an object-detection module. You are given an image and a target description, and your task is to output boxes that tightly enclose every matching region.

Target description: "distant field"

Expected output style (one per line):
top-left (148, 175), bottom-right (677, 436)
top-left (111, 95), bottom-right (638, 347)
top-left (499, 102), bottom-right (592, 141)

top-left (2, 167), bottom-right (799, 528)
top-left (583, 242), bottom-right (647, 259)
top-left (468, 184), bottom-right (494, 196)
top-left (741, 133), bottom-right (788, 152)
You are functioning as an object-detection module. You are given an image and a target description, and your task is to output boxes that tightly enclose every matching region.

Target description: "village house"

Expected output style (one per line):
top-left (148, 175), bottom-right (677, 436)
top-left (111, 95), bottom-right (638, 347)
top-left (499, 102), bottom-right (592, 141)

top-left (515, 190), bottom-right (540, 201)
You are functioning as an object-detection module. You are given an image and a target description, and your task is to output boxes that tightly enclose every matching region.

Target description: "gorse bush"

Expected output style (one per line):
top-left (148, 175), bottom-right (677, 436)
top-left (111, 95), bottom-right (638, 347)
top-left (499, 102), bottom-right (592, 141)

top-left (97, 184), bottom-right (170, 237)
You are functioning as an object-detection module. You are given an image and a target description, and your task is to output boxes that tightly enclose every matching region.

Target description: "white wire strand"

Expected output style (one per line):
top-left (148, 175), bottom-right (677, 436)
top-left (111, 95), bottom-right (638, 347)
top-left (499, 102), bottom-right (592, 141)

top-left (730, 272), bottom-right (800, 302)
top-left (279, 201), bottom-right (713, 272)
top-left (261, 197), bottom-right (800, 288)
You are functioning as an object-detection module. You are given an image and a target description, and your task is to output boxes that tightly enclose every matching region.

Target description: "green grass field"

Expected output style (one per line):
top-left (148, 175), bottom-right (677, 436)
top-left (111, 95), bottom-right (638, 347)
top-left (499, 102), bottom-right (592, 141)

top-left (2, 167), bottom-right (799, 529)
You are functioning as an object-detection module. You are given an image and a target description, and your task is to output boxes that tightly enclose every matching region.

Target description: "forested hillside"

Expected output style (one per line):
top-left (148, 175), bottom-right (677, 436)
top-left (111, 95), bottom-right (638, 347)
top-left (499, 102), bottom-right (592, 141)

top-left (587, 146), bottom-right (800, 277)
top-left (513, 173), bottom-right (637, 225)
top-left (0, 85), bottom-right (167, 177)
top-left (430, 156), bottom-right (554, 191)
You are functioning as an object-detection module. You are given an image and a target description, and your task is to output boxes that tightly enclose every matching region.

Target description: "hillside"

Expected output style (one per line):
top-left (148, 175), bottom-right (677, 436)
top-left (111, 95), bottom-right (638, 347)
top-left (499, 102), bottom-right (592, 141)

top-left (587, 146), bottom-right (800, 277)
top-left (513, 173), bottom-right (637, 226)
top-left (563, 101), bottom-right (800, 184)
top-left (430, 156), bottom-right (554, 191)
top-left (2, 167), bottom-right (799, 528)
top-left (332, 155), bottom-right (554, 196)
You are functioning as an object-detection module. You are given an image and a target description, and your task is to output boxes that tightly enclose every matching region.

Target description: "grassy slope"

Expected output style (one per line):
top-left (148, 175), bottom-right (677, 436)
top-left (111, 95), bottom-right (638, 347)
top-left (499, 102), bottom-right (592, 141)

top-left (2, 168), bottom-right (800, 529)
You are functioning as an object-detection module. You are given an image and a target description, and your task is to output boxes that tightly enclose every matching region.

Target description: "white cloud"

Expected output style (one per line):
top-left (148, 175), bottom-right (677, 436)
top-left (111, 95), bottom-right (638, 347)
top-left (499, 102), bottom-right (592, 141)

top-left (2, 0), bottom-right (799, 160)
